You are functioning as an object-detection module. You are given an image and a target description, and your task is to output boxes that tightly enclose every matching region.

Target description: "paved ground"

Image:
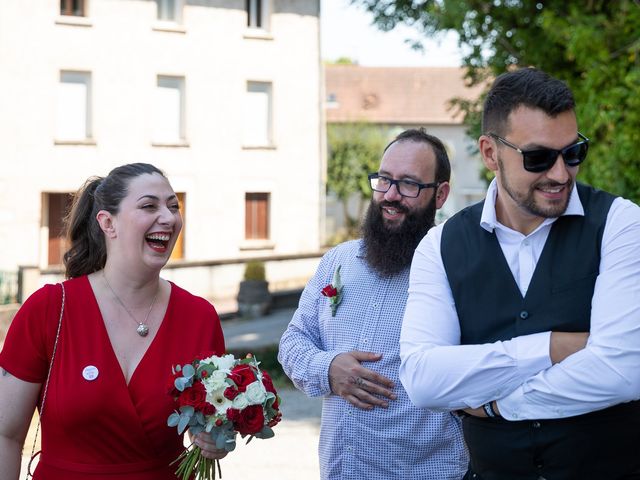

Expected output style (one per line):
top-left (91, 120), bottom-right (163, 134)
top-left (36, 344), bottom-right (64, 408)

top-left (21, 307), bottom-right (326, 479)
top-left (222, 307), bottom-right (297, 351)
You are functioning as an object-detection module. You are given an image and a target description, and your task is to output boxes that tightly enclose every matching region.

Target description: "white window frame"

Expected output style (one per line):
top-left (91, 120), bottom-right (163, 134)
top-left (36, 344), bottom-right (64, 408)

top-left (243, 81), bottom-right (273, 148)
top-left (55, 71), bottom-right (92, 142)
top-left (152, 75), bottom-right (186, 145)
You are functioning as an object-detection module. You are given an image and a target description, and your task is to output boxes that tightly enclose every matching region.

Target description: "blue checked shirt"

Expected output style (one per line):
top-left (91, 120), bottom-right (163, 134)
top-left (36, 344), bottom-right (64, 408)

top-left (278, 240), bottom-right (468, 480)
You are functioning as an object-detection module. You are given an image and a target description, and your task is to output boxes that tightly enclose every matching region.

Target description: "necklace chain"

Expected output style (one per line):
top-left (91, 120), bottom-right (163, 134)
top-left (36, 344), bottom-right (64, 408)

top-left (102, 271), bottom-right (159, 337)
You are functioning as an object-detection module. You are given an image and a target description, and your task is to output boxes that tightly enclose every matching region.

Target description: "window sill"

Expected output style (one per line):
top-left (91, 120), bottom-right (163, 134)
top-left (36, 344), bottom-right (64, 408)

top-left (242, 144), bottom-right (277, 150)
top-left (55, 16), bottom-right (92, 27)
top-left (152, 22), bottom-right (186, 34)
top-left (240, 240), bottom-right (275, 251)
top-left (151, 141), bottom-right (190, 148)
top-left (243, 30), bottom-right (273, 40)
top-left (54, 138), bottom-right (97, 146)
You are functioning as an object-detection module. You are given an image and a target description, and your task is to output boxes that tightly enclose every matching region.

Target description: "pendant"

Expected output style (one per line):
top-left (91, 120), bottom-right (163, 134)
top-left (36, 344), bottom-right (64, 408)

top-left (136, 323), bottom-right (149, 337)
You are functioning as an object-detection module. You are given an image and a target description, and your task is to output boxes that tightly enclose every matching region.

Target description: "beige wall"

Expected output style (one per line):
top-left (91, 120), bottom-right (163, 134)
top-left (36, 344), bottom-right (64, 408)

top-left (0, 1), bottom-right (323, 277)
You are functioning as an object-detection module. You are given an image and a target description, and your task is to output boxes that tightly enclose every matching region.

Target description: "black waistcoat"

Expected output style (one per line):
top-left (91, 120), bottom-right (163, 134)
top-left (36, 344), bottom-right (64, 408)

top-left (441, 183), bottom-right (640, 480)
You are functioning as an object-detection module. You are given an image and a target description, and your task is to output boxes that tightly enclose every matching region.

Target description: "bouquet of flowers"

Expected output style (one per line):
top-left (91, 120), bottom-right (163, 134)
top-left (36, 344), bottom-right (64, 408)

top-left (167, 353), bottom-right (282, 480)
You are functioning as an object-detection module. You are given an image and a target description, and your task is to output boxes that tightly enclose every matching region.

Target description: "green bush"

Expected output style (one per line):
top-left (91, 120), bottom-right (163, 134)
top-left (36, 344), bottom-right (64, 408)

top-left (243, 261), bottom-right (266, 281)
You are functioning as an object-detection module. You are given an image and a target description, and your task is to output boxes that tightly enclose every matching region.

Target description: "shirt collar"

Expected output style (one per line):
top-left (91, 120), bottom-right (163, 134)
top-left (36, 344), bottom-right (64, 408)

top-left (480, 178), bottom-right (584, 233)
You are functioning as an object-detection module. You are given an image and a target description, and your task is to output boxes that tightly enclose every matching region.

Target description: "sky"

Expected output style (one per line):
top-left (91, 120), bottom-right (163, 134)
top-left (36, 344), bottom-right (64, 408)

top-left (320, 0), bottom-right (464, 67)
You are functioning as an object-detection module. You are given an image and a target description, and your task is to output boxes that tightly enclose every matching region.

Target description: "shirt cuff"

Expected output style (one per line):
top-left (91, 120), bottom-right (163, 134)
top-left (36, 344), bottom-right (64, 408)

top-left (513, 331), bottom-right (552, 374)
top-left (498, 331), bottom-right (552, 420)
top-left (309, 350), bottom-right (342, 396)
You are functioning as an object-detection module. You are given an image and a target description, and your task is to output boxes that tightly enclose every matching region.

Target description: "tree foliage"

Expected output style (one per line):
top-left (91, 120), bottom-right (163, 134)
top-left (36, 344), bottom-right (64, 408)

top-left (327, 123), bottom-right (389, 240)
top-left (352, 0), bottom-right (640, 202)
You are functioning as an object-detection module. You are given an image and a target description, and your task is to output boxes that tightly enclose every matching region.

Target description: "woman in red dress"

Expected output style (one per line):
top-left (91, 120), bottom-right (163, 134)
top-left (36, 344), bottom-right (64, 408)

top-left (0, 163), bottom-right (227, 479)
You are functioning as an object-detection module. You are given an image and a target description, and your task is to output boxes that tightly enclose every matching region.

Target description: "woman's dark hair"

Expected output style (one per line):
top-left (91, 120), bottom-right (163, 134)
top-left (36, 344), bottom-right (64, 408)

top-left (63, 163), bottom-right (165, 279)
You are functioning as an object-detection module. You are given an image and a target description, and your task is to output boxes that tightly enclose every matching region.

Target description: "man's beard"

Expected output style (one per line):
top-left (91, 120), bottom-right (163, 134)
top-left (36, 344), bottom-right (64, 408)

top-left (361, 196), bottom-right (437, 277)
top-left (498, 154), bottom-right (573, 218)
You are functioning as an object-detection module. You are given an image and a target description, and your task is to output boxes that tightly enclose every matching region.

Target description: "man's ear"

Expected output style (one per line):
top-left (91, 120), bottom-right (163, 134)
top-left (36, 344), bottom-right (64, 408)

top-left (479, 135), bottom-right (499, 173)
top-left (96, 210), bottom-right (116, 238)
top-left (435, 181), bottom-right (450, 210)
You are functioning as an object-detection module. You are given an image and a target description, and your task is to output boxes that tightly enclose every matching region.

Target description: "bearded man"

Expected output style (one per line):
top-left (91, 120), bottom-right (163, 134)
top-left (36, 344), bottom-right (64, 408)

top-left (279, 128), bottom-right (468, 480)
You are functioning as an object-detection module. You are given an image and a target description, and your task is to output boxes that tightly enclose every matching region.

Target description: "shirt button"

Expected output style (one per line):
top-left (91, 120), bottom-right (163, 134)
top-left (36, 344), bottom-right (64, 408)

top-left (519, 310), bottom-right (529, 320)
top-left (523, 240), bottom-right (530, 246)
top-left (532, 421), bottom-right (541, 428)
top-left (346, 446), bottom-right (353, 452)
top-left (362, 338), bottom-right (369, 344)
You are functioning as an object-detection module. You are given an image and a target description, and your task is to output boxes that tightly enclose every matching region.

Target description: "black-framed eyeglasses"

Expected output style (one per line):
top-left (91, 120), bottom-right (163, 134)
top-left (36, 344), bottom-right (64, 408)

top-left (488, 132), bottom-right (589, 173)
top-left (368, 173), bottom-right (440, 198)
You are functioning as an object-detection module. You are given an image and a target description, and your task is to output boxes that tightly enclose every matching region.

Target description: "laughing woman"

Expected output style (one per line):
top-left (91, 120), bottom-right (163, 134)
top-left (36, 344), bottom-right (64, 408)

top-left (0, 163), bottom-right (227, 479)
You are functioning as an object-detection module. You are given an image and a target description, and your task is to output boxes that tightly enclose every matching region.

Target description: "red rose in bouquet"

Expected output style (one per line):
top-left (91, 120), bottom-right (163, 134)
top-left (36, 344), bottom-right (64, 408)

top-left (229, 364), bottom-right (256, 392)
top-left (227, 404), bottom-right (265, 435)
top-left (261, 371), bottom-right (279, 409)
top-left (177, 382), bottom-right (214, 415)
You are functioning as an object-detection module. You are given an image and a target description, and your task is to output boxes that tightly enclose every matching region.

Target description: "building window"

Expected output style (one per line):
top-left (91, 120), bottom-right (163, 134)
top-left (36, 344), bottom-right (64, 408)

top-left (157, 0), bottom-right (182, 22)
top-left (153, 76), bottom-right (185, 144)
top-left (45, 193), bottom-right (73, 266)
top-left (169, 192), bottom-right (186, 260)
top-left (326, 92), bottom-right (339, 109)
top-left (243, 81), bottom-right (272, 147)
top-left (60, 0), bottom-right (85, 16)
top-left (246, 0), bottom-right (269, 30)
top-left (56, 71), bottom-right (91, 142)
top-left (245, 193), bottom-right (270, 240)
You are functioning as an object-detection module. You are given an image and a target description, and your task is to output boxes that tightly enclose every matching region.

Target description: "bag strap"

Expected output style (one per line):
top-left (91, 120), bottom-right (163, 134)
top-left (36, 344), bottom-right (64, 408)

top-left (26, 282), bottom-right (65, 479)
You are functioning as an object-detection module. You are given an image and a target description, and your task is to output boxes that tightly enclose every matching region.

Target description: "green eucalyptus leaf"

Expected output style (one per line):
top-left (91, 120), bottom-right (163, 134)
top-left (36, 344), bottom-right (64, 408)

top-left (194, 411), bottom-right (206, 425)
top-left (182, 364), bottom-right (196, 378)
top-left (225, 438), bottom-right (237, 452)
top-left (178, 413), bottom-right (191, 434)
top-left (167, 412), bottom-right (180, 427)
top-left (179, 405), bottom-right (195, 416)
top-left (255, 426), bottom-right (275, 439)
top-left (175, 377), bottom-right (191, 392)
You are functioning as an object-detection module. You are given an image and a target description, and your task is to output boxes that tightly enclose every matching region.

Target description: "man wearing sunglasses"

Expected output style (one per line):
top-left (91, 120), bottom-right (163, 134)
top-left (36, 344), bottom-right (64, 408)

top-left (279, 129), bottom-right (468, 479)
top-left (400, 67), bottom-right (640, 479)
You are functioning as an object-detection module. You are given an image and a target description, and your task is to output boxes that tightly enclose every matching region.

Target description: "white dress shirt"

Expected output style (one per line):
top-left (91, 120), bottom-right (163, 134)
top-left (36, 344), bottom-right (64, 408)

top-left (400, 179), bottom-right (640, 420)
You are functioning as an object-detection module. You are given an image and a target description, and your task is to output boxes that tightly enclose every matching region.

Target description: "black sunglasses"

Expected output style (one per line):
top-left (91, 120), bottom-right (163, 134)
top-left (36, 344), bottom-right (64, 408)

top-left (488, 132), bottom-right (589, 173)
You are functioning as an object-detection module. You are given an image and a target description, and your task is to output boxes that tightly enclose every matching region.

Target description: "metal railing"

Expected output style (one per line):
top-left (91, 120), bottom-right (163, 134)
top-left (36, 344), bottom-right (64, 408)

top-left (0, 270), bottom-right (18, 305)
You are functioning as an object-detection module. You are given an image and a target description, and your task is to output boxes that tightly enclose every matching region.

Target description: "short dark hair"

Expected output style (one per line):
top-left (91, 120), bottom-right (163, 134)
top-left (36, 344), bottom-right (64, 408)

top-left (63, 163), bottom-right (165, 279)
top-left (384, 128), bottom-right (451, 184)
top-left (482, 67), bottom-right (575, 136)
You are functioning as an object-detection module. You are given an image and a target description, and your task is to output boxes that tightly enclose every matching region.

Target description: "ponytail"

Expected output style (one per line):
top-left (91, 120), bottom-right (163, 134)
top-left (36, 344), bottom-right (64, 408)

top-left (63, 177), bottom-right (106, 279)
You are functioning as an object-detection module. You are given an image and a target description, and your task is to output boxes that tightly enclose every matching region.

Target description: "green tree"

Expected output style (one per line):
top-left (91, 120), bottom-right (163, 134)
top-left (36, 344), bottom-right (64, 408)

top-left (352, 0), bottom-right (640, 202)
top-left (327, 123), bottom-right (390, 241)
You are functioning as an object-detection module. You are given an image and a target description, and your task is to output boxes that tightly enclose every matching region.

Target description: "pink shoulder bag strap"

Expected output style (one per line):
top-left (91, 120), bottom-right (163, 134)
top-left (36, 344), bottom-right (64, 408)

top-left (25, 282), bottom-right (65, 479)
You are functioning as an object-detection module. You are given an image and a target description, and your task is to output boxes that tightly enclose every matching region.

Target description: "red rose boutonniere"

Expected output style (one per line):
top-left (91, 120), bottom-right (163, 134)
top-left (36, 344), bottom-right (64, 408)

top-left (321, 265), bottom-right (343, 317)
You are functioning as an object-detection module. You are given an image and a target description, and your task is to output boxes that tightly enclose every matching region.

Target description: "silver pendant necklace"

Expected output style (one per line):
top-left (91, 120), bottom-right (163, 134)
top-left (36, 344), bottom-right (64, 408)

top-left (103, 271), bottom-right (159, 337)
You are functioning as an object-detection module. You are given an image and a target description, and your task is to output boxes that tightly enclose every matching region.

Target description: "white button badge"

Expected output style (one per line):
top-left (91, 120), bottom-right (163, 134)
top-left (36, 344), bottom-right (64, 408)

top-left (82, 365), bottom-right (99, 381)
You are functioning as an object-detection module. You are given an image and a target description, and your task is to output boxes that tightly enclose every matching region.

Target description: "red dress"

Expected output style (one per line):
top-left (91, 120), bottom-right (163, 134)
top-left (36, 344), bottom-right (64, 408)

top-left (0, 276), bottom-right (225, 479)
